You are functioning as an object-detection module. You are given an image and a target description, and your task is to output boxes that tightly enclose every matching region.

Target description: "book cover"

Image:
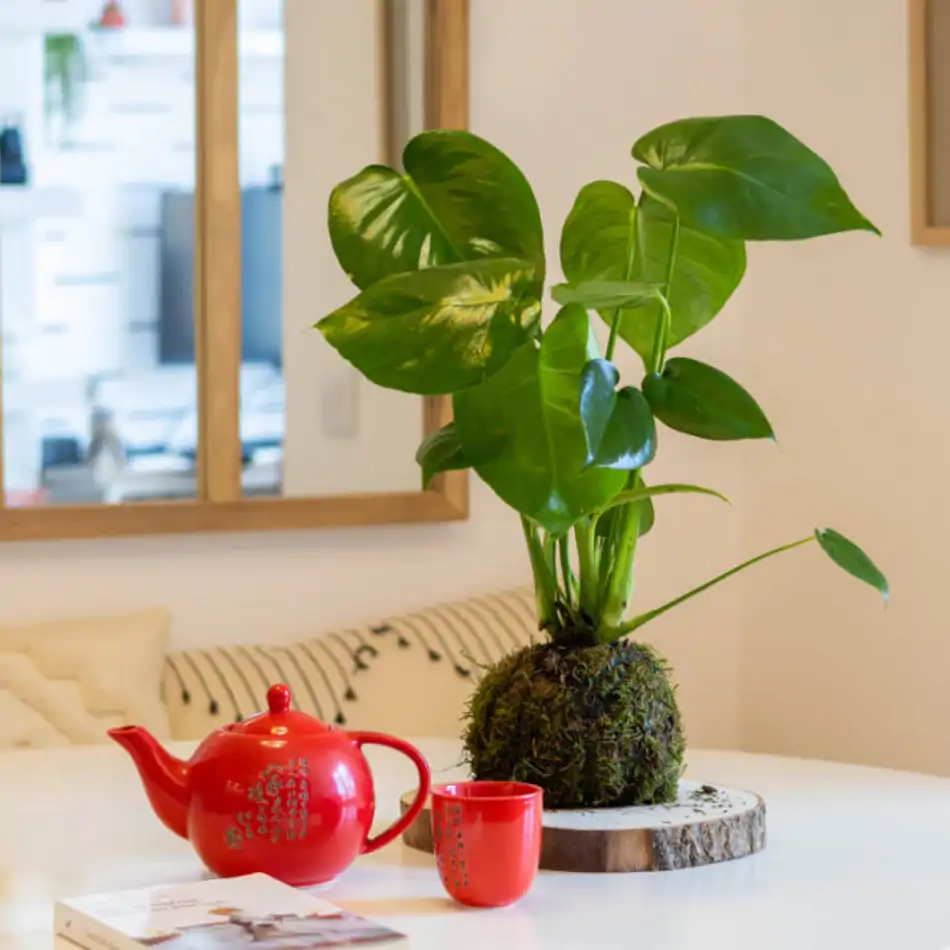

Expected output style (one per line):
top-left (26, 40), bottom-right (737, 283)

top-left (55, 873), bottom-right (407, 950)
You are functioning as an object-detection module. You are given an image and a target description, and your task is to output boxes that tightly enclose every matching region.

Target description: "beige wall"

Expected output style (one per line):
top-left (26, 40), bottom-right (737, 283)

top-left (737, 0), bottom-right (937, 773)
top-left (282, 0), bottom-right (421, 497)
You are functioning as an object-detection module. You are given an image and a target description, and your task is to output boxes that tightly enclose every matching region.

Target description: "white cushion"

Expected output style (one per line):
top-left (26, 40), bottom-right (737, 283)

top-left (163, 588), bottom-right (538, 741)
top-left (0, 609), bottom-right (172, 748)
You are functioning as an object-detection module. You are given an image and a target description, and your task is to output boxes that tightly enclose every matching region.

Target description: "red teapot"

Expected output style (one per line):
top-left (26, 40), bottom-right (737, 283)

top-left (109, 683), bottom-right (431, 886)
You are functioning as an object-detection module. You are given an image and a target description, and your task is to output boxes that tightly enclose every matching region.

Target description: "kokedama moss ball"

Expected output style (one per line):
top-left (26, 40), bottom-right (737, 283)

top-left (463, 640), bottom-right (685, 809)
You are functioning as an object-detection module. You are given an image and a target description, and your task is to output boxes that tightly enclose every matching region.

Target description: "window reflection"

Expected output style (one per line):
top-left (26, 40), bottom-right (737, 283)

top-left (1, 6), bottom-right (201, 506)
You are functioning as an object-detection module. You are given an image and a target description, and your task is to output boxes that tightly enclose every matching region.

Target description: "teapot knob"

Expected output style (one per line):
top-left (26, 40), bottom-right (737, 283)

top-left (267, 683), bottom-right (292, 714)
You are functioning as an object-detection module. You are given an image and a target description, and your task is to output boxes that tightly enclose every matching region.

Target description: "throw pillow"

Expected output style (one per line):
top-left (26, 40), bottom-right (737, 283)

top-left (0, 608), bottom-right (171, 748)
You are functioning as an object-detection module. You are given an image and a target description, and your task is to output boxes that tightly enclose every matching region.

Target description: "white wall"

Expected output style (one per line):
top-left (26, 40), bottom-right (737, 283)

top-left (0, 0), bottom-right (764, 752)
top-left (736, 0), bottom-right (942, 774)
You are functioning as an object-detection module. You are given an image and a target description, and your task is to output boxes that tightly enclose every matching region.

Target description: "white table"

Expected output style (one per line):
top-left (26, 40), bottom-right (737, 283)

top-left (2, 739), bottom-right (950, 949)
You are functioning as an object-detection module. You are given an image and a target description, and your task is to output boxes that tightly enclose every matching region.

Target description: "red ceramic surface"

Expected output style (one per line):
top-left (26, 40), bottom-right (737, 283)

top-left (431, 781), bottom-right (543, 908)
top-left (108, 683), bottom-right (430, 886)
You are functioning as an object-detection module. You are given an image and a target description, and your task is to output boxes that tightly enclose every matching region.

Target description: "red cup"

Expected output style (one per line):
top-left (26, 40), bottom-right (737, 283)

top-left (430, 781), bottom-right (543, 908)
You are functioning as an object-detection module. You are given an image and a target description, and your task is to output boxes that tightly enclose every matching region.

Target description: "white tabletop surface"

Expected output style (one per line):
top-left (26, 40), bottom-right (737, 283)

top-left (2, 738), bottom-right (950, 949)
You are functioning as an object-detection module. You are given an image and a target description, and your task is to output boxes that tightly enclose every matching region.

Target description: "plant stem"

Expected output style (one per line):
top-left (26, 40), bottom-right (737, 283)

top-left (596, 486), bottom-right (641, 639)
top-left (543, 531), bottom-right (558, 598)
top-left (574, 519), bottom-right (599, 620)
top-left (605, 195), bottom-right (643, 362)
top-left (558, 536), bottom-right (574, 605)
top-left (605, 311), bottom-right (623, 363)
top-left (521, 516), bottom-right (557, 631)
top-left (615, 535), bottom-right (815, 637)
top-left (648, 215), bottom-right (680, 375)
top-left (598, 211), bottom-right (683, 639)
top-left (649, 294), bottom-right (673, 376)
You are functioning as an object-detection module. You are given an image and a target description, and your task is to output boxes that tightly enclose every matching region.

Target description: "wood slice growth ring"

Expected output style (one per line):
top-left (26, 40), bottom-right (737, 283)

top-left (400, 781), bottom-right (766, 873)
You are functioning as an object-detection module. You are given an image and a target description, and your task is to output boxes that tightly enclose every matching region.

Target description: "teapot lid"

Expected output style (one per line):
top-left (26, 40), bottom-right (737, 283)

top-left (232, 684), bottom-right (332, 738)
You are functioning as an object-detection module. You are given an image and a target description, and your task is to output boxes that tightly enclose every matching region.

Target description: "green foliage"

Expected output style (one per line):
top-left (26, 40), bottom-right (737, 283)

top-left (315, 115), bottom-right (889, 649)
top-left (463, 640), bottom-right (685, 808)
top-left (599, 482), bottom-right (731, 512)
top-left (643, 357), bottom-right (774, 441)
top-left (415, 423), bottom-right (470, 489)
top-left (551, 278), bottom-right (661, 311)
top-left (317, 258), bottom-right (542, 394)
top-left (453, 305), bottom-right (625, 534)
top-left (560, 183), bottom-right (746, 366)
top-left (816, 528), bottom-right (889, 603)
top-left (633, 115), bottom-right (880, 241)
top-left (329, 130), bottom-right (545, 289)
top-left (578, 359), bottom-right (656, 470)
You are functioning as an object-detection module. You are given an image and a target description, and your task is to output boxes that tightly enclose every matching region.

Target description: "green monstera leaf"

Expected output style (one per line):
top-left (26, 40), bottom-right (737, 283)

top-left (453, 305), bottom-right (625, 534)
top-left (633, 115), bottom-right (879, 241)
top-left (317, 258), bottom-right (542, 395)
top-left (643, 357), bottom-right (773, 441)
top-left (560, 181), bottom-right (636, 283)
top-left (560, 181), bottom-right (745, 365)
top-left (329, 130), bottom-right (545, 290)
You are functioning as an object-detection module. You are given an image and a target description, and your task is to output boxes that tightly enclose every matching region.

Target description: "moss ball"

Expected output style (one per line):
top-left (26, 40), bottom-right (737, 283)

top-left (463, 640), bottom-right (685, 809)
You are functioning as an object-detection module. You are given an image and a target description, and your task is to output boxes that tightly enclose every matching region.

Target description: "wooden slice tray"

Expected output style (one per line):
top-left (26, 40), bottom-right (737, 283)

top-left (400, 781), bottom-right (766, 873)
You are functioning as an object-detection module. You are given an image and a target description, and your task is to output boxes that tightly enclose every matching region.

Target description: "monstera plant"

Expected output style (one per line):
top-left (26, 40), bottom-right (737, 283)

top-left (316, 115), bottom-right (888, 809)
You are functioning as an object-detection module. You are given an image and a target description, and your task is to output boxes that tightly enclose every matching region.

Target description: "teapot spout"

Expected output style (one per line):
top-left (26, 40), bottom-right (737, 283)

top-left (108, 726), bottom-right (191, 840)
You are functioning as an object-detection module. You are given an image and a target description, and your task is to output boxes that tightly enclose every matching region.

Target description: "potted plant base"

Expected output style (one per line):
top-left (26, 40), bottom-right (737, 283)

top-left (315, 115), bottom-right (889, 872)
top-left (399, 641), bottom-right (765, 872)
top-left (464, 640), bottom-right (684, 809)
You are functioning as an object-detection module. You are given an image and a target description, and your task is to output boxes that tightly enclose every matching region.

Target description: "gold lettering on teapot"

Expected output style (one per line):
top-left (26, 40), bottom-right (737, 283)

top-left (225, 758), bottom-right (310, 849)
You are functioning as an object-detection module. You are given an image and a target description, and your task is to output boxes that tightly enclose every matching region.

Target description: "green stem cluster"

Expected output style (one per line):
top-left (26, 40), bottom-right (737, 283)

top-left (524, 210), bottom-right (821, 645)
top-left (529, 522), bottom-right (819, 645)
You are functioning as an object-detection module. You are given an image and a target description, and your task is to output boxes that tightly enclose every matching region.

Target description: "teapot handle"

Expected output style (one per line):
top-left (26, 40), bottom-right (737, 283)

top-left (349, 731), bottom-right (431, 855)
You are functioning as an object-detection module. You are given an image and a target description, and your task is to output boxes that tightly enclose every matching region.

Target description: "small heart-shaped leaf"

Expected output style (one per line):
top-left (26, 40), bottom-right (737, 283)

top-left (416, 423), bottom-right (469, 489)
top-left (578, 359), bottom-right (619, 465)
top-left (591, 387), bottom-right (656, 470)
top-left (643, 357), bottom-right (773, 441)
top-left (579, 361), bottom-right (656, 470)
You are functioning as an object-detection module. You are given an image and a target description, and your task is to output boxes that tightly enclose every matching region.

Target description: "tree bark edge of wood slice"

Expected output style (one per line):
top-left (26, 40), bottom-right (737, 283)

top-left (399, 782), bottom-right (767, 873)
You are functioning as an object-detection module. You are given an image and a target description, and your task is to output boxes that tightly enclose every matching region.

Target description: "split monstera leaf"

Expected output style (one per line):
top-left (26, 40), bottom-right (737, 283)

top-left (315, 114), bottom-right (888, 643)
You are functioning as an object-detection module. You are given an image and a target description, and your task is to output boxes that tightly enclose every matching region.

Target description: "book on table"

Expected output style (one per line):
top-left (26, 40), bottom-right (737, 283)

top-left (54, 872), bottom-right (408, 950)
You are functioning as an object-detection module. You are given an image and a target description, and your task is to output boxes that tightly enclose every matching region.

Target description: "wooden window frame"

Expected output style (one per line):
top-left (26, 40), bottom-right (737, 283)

top-left (0, 0), bottom-right (469, 542)
top-left (910, 0), bottom-right (950, 244)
